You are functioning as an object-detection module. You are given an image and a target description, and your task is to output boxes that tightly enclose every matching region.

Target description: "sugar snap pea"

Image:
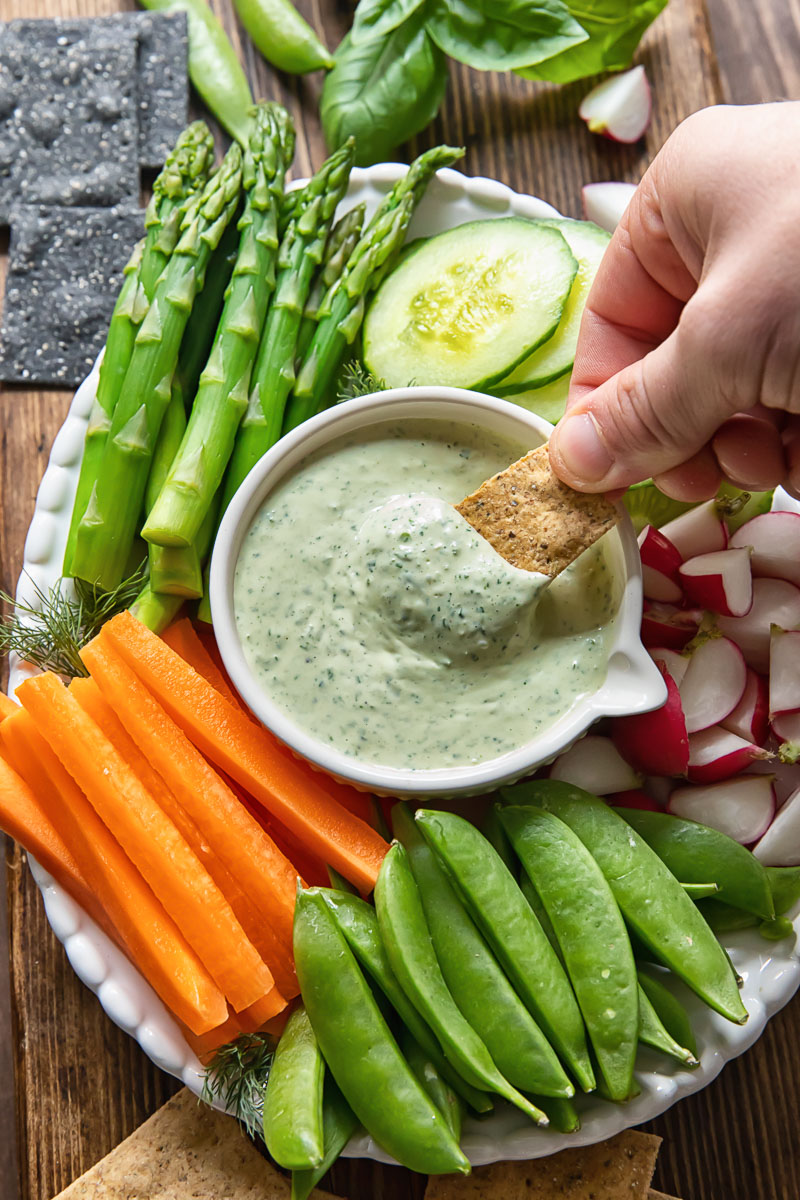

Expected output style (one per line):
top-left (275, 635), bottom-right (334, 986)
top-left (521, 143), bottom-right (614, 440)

top-left (637, 967), bottom-right (698, 1059)
top-left (374, 843), bottom-right (547, 1124)
top-left (760, 916), bottom-right (795, 941)
top-left (696, 898), bottom-right (759, 933)
top-left (319, 888), bottom-right (492, 1113)
top-left (401, 1030), bottom-right (463, 1143)
top-left (519, 872), bottom-right (564, 965)
top-left (531, 1094), bottom-right (580, 1133)
top-left (233, 0), bottom-right (333, 73)
top-left (767, 866), bottom-right (800, 916)
top-left (499, 806), bottom-right (638, 1102)
top-left (263, 1005), bottom-right (324, 1169)
top-left (393, 805), bottom-right (573, 1099)
top-left (414, 809), bottom-right (594, 1093)
top-left (637, 984), bottom-right (698, 1067)
top-left (290, 1077), bottom-right (358, 1200)
top-left (620, 808), bottom-right (774, 920)
top-left (507, 782), bottom-right (748, 1025)
top-left (482, 805), bottom-right (517, 874)
top-left (293, 887), bottom-right (470, 1175)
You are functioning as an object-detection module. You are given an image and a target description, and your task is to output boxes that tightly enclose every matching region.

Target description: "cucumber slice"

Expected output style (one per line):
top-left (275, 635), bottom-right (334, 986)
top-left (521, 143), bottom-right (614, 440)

top-left (491, 372), bottom-right (571, 426)
top-left (495, 219), bottom-right (610, 394)
top-left (362, 218), bottom-right (577, 390)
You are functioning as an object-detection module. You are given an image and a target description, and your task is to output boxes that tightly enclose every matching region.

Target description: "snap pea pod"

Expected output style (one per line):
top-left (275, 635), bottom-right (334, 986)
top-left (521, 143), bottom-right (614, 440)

top-left (637, 967), bottom-right (698, 1059)
top-left (481, 804), bottom-right (517, 875)
top-left (637, 984), bottom-right (698, 1067)
top-left (393, 804), bottom-right (573, 1099)
top-left (290, 1077), bottom-right (358, 1200)
top-left (319, 888), bottom-right (491, 1114)
top-left (519, 872), bottom-right (564, 965)
top-left (531, 1094), bottom-right (580, 1133)
top-left (760, 916), bottom-right (795, 941)
top-left (401, 1030), bottom-right (463, 1143)
top-left (499, 806), bottom-right (638, 1102)
top-left (232, 0), bottom-right (333, 73)
top-left (620, 808), bottom-right (774, 920)
top-left (414, 809), bottom-right (594, 1093)
top-left (507, 782), bottom-right (748, 1025)
top-left (326, 865), bottom-right (357, 894)
top-left (293, 887), bottom-right (470, 1175)
top-left (767, 866), bottom-right (800, 916)
top-left (696, 899), bottom-right (759, 933)
top-left (263, 1005), bottom-right (325, 1170)
top-left (374, 843), bottom-right (547, 1124)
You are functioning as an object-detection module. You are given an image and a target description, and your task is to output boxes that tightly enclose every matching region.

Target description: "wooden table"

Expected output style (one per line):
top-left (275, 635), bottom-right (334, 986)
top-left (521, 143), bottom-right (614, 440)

top-left (1, 1), bottom-right (800, 1196)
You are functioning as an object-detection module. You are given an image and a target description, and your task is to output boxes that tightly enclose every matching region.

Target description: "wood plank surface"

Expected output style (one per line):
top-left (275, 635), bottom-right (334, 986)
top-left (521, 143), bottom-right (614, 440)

top-left (1, 0), bottom-right (799, 1197)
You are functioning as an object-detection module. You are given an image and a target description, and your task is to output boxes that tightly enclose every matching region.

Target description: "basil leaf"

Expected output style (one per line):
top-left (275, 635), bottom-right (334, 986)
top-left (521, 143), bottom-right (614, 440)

top-left (516, 0), bottom-right (667, 83)
top-left (321, 13), bottom-right (448, 167)
top-left (351, 0), bottom-right (428, 45)
top-left (427, 0), bottom-right (587, 72)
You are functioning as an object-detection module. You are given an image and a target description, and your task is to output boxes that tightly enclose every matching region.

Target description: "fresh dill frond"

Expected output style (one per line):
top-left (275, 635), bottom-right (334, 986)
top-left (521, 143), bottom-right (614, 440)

top-left (201, 1032), bottom-right (274, 1140)
top-left (0, 563), bottom-right (146, 679)
top-left (337, 361), bottom-right (386, 402)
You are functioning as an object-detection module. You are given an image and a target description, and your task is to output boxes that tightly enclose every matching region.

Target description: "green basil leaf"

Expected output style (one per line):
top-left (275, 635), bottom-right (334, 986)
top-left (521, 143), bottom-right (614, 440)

top-left (516, 0), bottom-right (667, 83)
top-left (426, 0), bottom-right (587, 72)
top-left (321, 13), bottom-right (449, 167)
top-left (351, 0), bottom-right (428, 45)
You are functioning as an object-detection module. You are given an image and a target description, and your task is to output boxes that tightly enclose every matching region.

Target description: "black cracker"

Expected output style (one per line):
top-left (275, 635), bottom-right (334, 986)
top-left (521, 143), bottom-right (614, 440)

top-left (0, 204), bottom-right (145, 387)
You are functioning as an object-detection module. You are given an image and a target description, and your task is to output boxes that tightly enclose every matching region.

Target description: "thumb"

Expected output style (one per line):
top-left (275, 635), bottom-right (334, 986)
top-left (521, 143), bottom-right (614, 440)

top-left (548, 330), bottom-right (737, 492)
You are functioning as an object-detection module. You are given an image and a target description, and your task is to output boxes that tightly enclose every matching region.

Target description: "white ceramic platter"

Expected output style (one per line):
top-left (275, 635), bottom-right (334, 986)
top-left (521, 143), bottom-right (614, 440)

top-left (8, 163), bottom-right (800, 1165)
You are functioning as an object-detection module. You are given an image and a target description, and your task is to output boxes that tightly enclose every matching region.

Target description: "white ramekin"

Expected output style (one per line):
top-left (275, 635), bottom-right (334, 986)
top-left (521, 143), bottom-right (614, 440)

top-left (210, 387), bottom-right (665, 797)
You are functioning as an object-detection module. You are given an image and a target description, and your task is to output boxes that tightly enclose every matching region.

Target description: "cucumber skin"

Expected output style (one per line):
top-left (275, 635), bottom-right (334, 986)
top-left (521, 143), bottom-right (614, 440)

top-left (362, 217), bottom-right (578, 391)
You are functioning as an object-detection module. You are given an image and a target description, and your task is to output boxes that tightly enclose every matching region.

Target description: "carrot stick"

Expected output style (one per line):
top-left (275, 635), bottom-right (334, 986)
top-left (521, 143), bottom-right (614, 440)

top-left (17, 672), bottom-right (276, 1012)
top-left (0, 694), bottom-right (17, 722)
top-left (182, 1013), bottom-right (244, 1065)
top-left (161, 619), bottom-right (241, 707)
top-left (237, 988), bottom-right (287, 1030)
top-left (0, 708), bottom-right (227, 1035)
top-left (100, 612), bottom-right (388, 892)
top-left (73, 658), bottom-right (298, 1000)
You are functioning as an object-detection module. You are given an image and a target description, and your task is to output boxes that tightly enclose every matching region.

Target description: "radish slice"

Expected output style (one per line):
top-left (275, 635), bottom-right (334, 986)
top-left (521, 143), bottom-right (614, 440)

top-left (549, 735), bottom-right (641, 795)
top-left (687, 726), bottom-right (772, 784)
top-left (641, 605), bottom-right (700, 651)
top-left (679, 636), bottom-right (747, 733)
top-left (769, 626), bottom-right (800, 716)
top-left (611, 661), bottom-right (689, 776)
top-left (670, 775), bottom-right (776, 845)
top-left (582, 182), bottom-right (637, 233)
top-left (718, 578), bottom-right (800, 673)
top-left (608, 789), bottom-right (660, 812)
top-left (638, 526), bottom-right (684, 603)
top-left (772, 710), bottom-right (800, 747)
top-left (578, 66), bottom-right (652, 144)
top-left (649, 647), bottom-right (689, 687)
top-left (721, 669), bottom-right (769, 744)
top-left (661, 500), bottom-right (728, 559)
top-left (753, 785), bottom-right (800, 865)
top-left (678, 548), bottom-right (753, 618)
top-left (730, 511), bottom-right (800, 588)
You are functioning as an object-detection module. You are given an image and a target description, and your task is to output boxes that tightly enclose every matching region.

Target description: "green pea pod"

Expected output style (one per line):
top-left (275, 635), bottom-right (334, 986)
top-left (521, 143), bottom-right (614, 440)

top-left (291, 1078), bottom-right (359, 1200)
top-left (530, 1094), bottom-right (580, 1133)
top-left (140, 0), bottom-right (254, 145)
top-left (326, 865), bottom-right (357, 894)
top-left (499, 806), bottom-right (638, 1102)
top-left (620, 808), bottom-right (774, 920)
top-left (637, 967), bottom-right (698, 1059)
top-left (414, 809), bottom-right (594, 1093)
top-left (767, 866), bottom-right (800, 916)
top-left (507, 783), bottom-right (748, 1025)
top-left (401, 1030), bottom-right (463, 1143)
top-left (232, 0), bottom-right (333, 72)
top-left (263, 1005), bottom-right (325, 1169)
top-left (374, 843), bottom-right (547, 1124)
top-left (319, 888), bottom-right (492, 1114)
top-left (482, 804), bottom-right (517, 874)
top-left (393, 805), bottom-right (573, 1099)
top-left (637, 984), bottom-right (698, 1067)
top-left (518, 872), bottom-right (564, 965)
top-left (696, 898), bottom-right (759, 933)
top-left (293, 888), bottom-right (470, 1175)
top-left (760, 916), bottom-right (796, 941)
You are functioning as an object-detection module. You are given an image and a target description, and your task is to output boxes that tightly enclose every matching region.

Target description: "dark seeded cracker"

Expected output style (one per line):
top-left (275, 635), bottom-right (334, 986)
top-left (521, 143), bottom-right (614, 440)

top-left (456, 443), bottom-right (619, 577)
top-left (0, 204), bottom-right (144, 386)
top-left (0, 29), bottom-right (140, 223)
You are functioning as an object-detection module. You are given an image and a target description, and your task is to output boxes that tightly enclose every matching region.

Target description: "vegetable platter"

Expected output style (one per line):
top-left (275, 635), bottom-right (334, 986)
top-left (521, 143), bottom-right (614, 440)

top-left (7, 160), bottom-right (800, 1172)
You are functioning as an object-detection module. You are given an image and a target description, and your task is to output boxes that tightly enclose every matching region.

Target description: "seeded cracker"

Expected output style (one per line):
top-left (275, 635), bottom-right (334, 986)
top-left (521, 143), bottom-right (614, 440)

top-left (0, 205), bottom-right (144, 386)
top-left (456, 443), bottom-right (619, 577)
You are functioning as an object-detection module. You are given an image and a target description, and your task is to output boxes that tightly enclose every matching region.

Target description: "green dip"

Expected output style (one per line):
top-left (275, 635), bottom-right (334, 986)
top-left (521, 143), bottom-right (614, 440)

top-left (234, 418), bottom-right (620, 770)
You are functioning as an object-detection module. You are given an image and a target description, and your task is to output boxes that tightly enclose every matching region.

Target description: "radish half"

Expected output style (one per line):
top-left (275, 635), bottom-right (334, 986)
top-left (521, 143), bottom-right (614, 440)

top-left (582, 182), bottom-right (637, 233)
top-left (753, 785), bottom-right (800, 865)
top-left (661, 500), bottom-right (728, 559)
top-left (730, 511), bottom-right (800, 588)
top-left (769, 626), bottom-right (800, 717)
top-left (611, 661), bottom-right (689, 776)
top-left (678, 547), bottom-right (753, 618)
top-left (649, 647), bottom-right (689, 687)
top-left (578, 66), bottom-right (652, 143)
top-left (721, 669), bottom-right (769, 745)
top-left (638, 525), bottom-right (683, 603)
top-left (669, 775), bottom-right (776, 845)
top-left (641, 605), bottom-right (700, 651)
top-left (687, 726), bottom-right (772, 784)
top-left (718, 578), bottom-right (800, 673)
top-left (679, 636), bottom-right (747, 733)
top-left (608, 789), bottom-right (661, 812)
top-left (549, 735), bottom-right (641, 795)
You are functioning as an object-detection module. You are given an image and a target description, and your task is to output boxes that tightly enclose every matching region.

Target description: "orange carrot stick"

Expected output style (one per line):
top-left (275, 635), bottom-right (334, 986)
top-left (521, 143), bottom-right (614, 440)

top-left (72, 662), bottom-right (298, 1000)
top-left (237, 988), bottom-right (288, 1030)
top-left (182, 1013), bottom-right (244, 1064)
top-left (162, 618), bottom-right (241, 707)
top-left (100, 612), bottom-right (388, 892)
top-left (0, 708), bottom-right (227, 1035)
top-left (0, 694), bottom-right (17, 722)
top-left (17, 671), bottom-right (276, 1012)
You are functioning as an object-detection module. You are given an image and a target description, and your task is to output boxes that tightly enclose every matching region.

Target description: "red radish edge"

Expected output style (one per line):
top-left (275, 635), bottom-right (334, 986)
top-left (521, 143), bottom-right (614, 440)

top-left (678, 548), bottom-right (753, 618)
top-left (611, 662), bottom-right (689, 777)
top-left (687, 725), bottom-right (772, 784)
top-left (721, 669), bottom-right (769, 745)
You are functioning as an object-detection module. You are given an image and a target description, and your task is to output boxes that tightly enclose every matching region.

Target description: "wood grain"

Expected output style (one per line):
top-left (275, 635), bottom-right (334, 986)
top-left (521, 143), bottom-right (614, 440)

top-left (1, 1), bottom-right (797, 1198)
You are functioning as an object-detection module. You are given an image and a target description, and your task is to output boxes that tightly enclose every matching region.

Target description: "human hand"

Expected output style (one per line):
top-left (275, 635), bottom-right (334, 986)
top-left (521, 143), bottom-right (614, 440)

top-left (548, 103), bottom-right (800, 501)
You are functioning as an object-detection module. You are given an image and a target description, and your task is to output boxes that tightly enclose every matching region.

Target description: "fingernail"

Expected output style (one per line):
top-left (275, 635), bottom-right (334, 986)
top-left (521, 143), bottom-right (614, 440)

top-left (552, 413), bottom-right (614, 483)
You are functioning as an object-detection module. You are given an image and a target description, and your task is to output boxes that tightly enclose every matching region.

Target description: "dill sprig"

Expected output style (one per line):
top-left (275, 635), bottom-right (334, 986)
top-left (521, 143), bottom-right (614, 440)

top-left (337, 361), bottom-right (386, 402)
top-left (0, 564), bottom-right (146, 679)
top-left (201, 1032), bottom-right (275, 1140)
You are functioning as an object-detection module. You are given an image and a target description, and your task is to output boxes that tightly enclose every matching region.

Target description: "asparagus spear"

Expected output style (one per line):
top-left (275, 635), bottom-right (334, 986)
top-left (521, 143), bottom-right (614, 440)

top-left (63, 122), bottom-right (215, 578)
top-left (141, 103), bottom-right (295, 551)
top-left (174, 217), bottom-right (241, 403)
top-left (219, 139), bottom-right (356, 506)
top-left (129, 582), bottom-right (184, 633)
top-left (295, 202), bottom-right (365, 362)
top-left (149, 494), bottom-right (219, 597)
top-left (71, 142), bottom-right (244, 589)
top-left (283, 144), bottom-right (464, 432)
